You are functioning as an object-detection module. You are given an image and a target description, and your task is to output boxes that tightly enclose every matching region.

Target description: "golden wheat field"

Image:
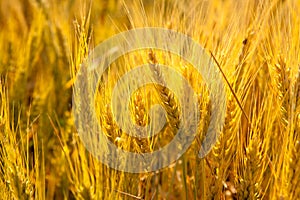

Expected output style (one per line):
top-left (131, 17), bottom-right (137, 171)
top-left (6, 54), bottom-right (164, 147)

top-left (0, 0), bottom-right (300, 199)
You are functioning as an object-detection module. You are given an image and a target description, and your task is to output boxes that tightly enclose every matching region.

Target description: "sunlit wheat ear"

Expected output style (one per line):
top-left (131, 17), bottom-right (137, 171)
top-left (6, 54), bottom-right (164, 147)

top-left (208, 95), bottom-right (239, 198)
top-left (274, 57), bottom-right (291, 127)
top-left (239, 127), bottom-right (267, 199)
top-left (131, 90), bottom-right (148, 127)
top-left (148, 51), bottom-right (180, 133)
